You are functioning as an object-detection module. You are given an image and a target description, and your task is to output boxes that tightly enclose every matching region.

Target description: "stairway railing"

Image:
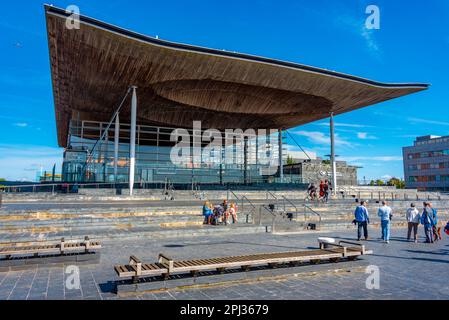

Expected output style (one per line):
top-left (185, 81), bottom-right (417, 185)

top-left (280, 195), bottom-right (299, 221)
top-left (303, 204), bottom-right (322, 230)
top-left (260, 204), bottom-right (277, 233)
top-left (240, 195), bottom-right (257, 224)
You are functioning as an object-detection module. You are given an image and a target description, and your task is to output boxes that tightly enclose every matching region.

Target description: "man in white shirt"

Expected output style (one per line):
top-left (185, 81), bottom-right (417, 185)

top-left (378, 201), bottom-right (392, 243)
top-left (406, 203), bottom-right (420, 243)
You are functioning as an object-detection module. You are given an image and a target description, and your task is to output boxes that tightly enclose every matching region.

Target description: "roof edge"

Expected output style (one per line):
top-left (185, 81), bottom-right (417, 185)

top-left (44, 4), bottom-right (429, 90)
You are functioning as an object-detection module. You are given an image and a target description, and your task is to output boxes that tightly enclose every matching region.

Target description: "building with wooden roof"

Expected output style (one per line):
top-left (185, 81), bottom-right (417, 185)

top-left (44, 5), bottom-right (428, 192)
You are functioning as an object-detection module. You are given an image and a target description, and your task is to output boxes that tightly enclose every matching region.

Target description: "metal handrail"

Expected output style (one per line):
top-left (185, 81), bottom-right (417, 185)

top-left (226, 191), bottom-right (255, 224)
top-left (280, 195), bottom-right (299, 220)
top-left (303, 204), bottom-right (322, 230)
top-left (266, 190), bottom-right (278, 201)
top-left (228, 189), bottom-right (240, 202)
top-left (260, 204), bottom-right (277, 233)
top-left (240, 195), bottom-right (257, 223)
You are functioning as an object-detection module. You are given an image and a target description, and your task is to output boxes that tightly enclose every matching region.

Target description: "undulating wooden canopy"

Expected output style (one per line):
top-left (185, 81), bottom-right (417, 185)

top-left (45, 5), bottom-right (429, 148)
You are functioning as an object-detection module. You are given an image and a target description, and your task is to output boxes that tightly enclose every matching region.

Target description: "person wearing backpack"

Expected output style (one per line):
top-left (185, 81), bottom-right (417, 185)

top-left (421, 202), bottom-right (438, 243)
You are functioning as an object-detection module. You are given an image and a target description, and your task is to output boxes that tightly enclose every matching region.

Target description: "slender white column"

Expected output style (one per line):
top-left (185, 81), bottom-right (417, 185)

top-left (114, 113), bottom-right (120, 181)
top-left (129, 86), bottom-right (137, 196)
top-left (330, 113), bottom-right (337, 195)
top-left (278, 129), bottom-right (284, 183)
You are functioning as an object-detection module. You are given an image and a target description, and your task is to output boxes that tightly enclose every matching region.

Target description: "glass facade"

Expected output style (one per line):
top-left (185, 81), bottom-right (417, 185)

top-left (62, 120), bottom-right (286, 185)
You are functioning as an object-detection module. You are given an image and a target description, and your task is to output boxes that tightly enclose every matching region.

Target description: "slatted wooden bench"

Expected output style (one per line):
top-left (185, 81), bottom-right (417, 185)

top-left (0, 237), bottom-right (101, 260)
top-left (114, 241), bottom-right (372, 282)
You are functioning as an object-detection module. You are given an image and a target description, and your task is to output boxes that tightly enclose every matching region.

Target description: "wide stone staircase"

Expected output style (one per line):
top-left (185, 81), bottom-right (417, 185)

top-left (0, 204), bottom-right (267, 243)
top-left (1, 188), bottom-right (447, 243)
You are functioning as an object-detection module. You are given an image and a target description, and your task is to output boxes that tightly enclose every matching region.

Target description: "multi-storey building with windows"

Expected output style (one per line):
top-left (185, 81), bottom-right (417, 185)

top-left (403, 135), bottom-right (449, 191)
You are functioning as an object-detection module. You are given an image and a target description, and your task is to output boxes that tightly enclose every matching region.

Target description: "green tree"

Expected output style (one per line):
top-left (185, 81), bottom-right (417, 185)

top-left (0, 178), bottom-right (5, 182)
top-left (387, 177), bottom-right (405, 189)
top-left (375, 179), bottom-right (385, 186)
top-left (286, 155), bottom-right (295, 165)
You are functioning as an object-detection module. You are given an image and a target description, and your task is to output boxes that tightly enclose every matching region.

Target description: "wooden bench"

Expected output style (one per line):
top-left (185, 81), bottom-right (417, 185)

top-left (0, 237), bottom-right (101, 260)
top-left (114, 242), bottom-right (372, 282)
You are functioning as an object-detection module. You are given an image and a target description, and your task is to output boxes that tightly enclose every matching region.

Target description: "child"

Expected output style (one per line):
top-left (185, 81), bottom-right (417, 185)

top-left (202, 201), bottom-right (213, 225)
top-left (444, 221), bottom-right (449, 236)
top-left (434, 220), bottom-right (443, 242)
top-left (229, 203), bottom-right (238, 224)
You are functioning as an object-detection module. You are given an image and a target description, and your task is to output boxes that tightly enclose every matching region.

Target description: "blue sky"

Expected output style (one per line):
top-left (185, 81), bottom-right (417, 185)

top-left (0, 0), bottom-right (448, 181)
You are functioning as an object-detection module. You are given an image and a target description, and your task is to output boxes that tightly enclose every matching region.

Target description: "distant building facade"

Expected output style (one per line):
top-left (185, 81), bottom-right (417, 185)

top-left (283, 159), bottom-right (358, 186)
top-left (403, 135), bottom-right (449, 191)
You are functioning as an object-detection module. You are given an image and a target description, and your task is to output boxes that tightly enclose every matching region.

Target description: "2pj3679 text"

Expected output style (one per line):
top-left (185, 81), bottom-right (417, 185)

top-left (223, 304), bottom-right (269, 317)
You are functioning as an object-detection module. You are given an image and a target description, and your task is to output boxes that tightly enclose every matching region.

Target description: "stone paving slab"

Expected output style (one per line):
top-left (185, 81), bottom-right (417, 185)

top-left (0, 226), bottom-right (447, 300)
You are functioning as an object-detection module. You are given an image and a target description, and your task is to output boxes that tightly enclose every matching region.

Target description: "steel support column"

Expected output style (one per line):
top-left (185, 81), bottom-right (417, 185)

top-left (114, 113), bottom-right (120, 181)
top-left (278, 129), bottom-right (284, 183)
top-left (129, 86), bottom-right (137, 196)
top-left (330, 113), bottom-right (337, 195)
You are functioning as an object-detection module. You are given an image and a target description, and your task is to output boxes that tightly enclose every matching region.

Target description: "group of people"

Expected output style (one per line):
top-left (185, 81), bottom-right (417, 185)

top-left (202, 199), bottom-right (238, 226)
top-left (353, 200), bottom-right (448, 243)
top-left (307, 180), bottom-right (332, 202)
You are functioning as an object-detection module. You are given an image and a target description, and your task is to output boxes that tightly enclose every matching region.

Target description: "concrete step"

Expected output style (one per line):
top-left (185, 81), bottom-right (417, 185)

top-left (0, 223), bottom-right (267, 243)
top-left (5, 187), bottom-right (442, 203)
top-left (0, 214), bottom-right (206, 229)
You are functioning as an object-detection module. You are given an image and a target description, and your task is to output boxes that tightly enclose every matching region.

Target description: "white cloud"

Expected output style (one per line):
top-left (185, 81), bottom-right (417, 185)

top-left (360, 28), bottom-right (380, 53)
top-left (292, 130), bottom-right (355, 148)
top-left (381, 174), bottom-right (393, 180)
top-left (342, 156), bottom-right (403, 162)
top-left (357, 132), bottom-right (377, 140)
top-left (0, 145), bottom-right (63, 181)
top-left (408, 117), bottom-right (449, 126)
top-left (13, 122), bottom-right (28, 127)
top-left (317, 122), bottom-right (373, 128)
top-left (334, 14), bottom-right (382, 58)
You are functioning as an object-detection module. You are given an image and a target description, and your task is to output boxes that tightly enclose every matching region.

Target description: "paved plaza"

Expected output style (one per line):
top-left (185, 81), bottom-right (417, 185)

top-left (0, 226), bottom-right (447, 300)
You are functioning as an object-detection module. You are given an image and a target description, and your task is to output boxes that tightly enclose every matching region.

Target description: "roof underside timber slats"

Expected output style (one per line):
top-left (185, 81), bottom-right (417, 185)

top-left (44, 5), bottom-right (429, 147)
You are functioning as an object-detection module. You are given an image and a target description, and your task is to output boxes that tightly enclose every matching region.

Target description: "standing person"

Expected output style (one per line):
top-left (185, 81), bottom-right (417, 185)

top-left (319, 180), bottom-right (325, 201)
top-left (229, 202), bottom-right (238, 224)
top-left (406, 203), bottom-right (420, 243)
top-left (202, 201), bottom-right (213, 225)
top-left (428, 202), bottom-right (441, 242)
top-left (421, 202), bottom-right (437, 243)
top-left (307, 183), bottom-right (317, 201)
top-left (378, 201), bottom-right (392, 243)
top-left (221, 199), bottom-right (229, 225)
top-left (354, 200), bottom-right (370, 241)
top-left (323, 180), bottom-right (330, 203)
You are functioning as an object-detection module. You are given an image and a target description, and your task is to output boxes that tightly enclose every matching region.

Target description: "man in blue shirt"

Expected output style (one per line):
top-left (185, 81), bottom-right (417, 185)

top-left (354, 200), bottom-right (370, 241)
top-left (421, 202), bottom-right (438, 243)
top-left (377, 201), bottom-right (392, 243)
